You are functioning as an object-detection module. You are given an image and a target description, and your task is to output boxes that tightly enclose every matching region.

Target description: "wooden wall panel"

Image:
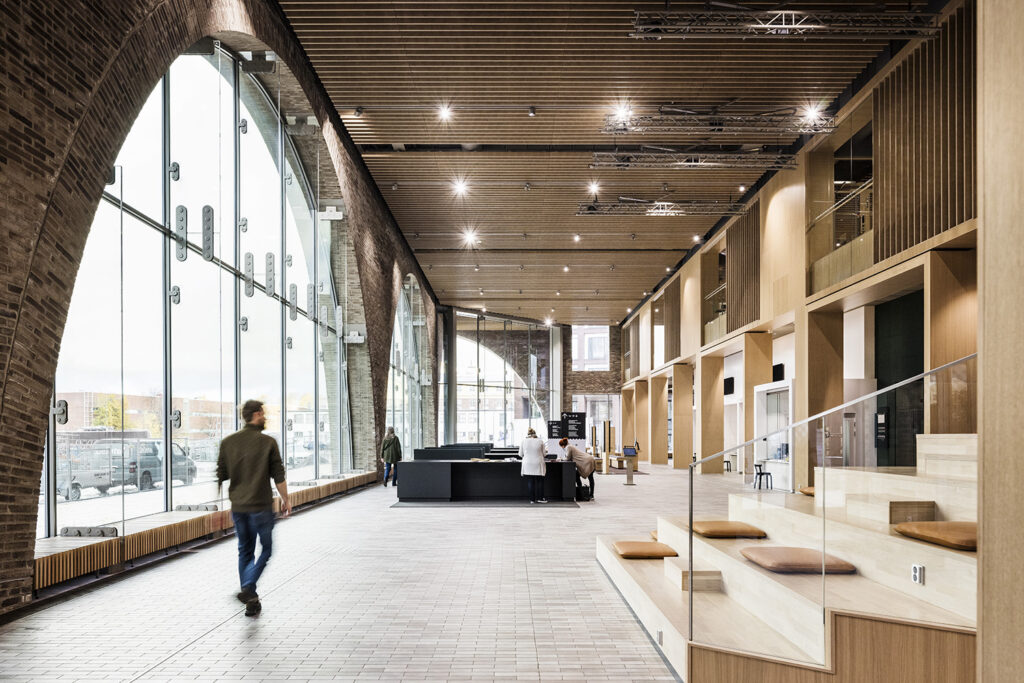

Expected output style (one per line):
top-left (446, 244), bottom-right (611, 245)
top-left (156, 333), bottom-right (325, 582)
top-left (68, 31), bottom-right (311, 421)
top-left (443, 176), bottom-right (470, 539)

top-left (726, 201), bottom-right (761, 333)
top-left (874, 2), bottom-right (976, 262)
top-left (698, 354), bottom-right (725, 474)
top-left (664, 278), bottom-right (681, 362)
top-left (672, 364), bottom-right (694, 469)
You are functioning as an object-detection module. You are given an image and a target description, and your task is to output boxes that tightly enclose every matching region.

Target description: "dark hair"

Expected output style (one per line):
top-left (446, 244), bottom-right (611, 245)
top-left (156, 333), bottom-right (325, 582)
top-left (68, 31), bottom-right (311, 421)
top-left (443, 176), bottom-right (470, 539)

top-left (558, 438), bottom-right (569, 447)
top-left (241, 399), bottom-right (264, 423)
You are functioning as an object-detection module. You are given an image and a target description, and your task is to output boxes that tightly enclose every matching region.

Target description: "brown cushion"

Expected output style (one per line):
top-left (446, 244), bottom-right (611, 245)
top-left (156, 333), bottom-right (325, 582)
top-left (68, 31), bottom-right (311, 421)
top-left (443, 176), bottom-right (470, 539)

top-left (691, 521), bottom-right (767, 538)
top-left (799, 486), bottom-right (816, 497)
top-left (893, 521), bottom-right (977, 551)
top-left (650, 530), bottom-right (658, 541)
top-left (740, 546), bottom-right (857, 574)
top-left (613, 541), bottom-right (678, 559)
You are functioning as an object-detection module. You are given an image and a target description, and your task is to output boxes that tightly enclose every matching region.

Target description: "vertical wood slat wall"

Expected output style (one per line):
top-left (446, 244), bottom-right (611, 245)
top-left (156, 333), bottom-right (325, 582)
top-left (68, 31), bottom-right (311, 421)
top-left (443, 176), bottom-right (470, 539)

top-left (663, 278), bottom-right (681, 361)
top-left (873, 1), bottom-right (976, 262)
top-left (726, 201), bottom-right (761, 333)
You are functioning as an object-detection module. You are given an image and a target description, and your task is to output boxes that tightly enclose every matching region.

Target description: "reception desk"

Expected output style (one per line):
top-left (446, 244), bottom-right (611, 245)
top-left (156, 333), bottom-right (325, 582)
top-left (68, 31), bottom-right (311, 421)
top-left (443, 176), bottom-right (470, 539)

top-left (397, 460), bottom-right (576, 502)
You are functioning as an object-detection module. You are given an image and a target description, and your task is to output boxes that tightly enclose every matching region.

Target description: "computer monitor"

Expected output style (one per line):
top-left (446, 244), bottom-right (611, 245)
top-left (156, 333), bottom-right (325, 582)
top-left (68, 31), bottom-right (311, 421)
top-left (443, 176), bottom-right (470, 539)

top-left (622, 446), bottom-right (637, 457)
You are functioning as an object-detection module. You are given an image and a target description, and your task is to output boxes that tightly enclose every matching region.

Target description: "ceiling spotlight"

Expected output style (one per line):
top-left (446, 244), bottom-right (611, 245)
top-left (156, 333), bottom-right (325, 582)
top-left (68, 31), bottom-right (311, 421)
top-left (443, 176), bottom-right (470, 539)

top-left (519, 264), bottom-right (525, 271)
top-left (391, 183), bottom-right (399, 191)
top-left (588, 181), bottom-right (601, 196)
top-left (563, 265), bottom-right (569, 272)
top-left (594, 289), bottom-right (600, 296)
top-left (655, 308), bottom-right (660, 313)
top-left (438, 103), bottom-right (453, 121)
top-left (662, 182), bottom-right (669, 192)
top-left (474, 264), bottom-right (480, 272)
top-left (627, 307), bottom-right (632, 313)
top-left (463, 229), bottom-right (477, 244)
top-left (573, 234), bottom-right (581, 242)
top-left (666, 267), bottom-right (671, 272)
top-left (354, 106), bottom-right (364, 117)
top-left (556, 290), bottom-right (561, 296)
top-left (413, 232), bottom-right (420, 239)
top-left (452, 178), bottom-right (469, 196)
top-left (630, 233), bottom-right (637, 240)
top-left (609, 265), bottom-right (615, 271)
top-left (482, 307), bottom-right (487, 313)
top-left (693, 234), bottom-right (701, 242)
top-left (522, 232), bottom-right (528, 240)
top-left (738, 185), bottom-right (746, 192)
top-left (801, 104), bottom-right (824, 123)
top-left (479, 288), bottom-right (484, 295)
top-left (528, 106), bottom-right (536, 117)
top-left (524, 182), bottom-right (531, 191)
top-left (545, 317), bottom-right (553, 326)
top-left (614, 100), bottom-right (632, 122)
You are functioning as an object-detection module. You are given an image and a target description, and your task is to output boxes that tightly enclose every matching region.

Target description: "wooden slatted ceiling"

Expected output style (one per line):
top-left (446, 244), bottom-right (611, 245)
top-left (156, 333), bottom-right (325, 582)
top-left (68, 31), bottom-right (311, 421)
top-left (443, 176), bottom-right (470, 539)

top-left (278, 0), bottom-right (926, 324)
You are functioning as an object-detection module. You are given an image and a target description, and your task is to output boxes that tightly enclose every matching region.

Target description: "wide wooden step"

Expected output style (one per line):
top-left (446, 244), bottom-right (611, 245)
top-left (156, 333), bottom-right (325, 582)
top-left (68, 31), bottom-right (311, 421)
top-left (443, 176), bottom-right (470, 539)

top-left (916, 434), bottom-right (977, 480)
top-left (813, 466), bottom-right (976, 522)
top-left (844, 494), bottom-right (936, 524)
top-left (685, 495), bottom-right (977, 625)
top-left (595, 535), bottom-right (813, 676)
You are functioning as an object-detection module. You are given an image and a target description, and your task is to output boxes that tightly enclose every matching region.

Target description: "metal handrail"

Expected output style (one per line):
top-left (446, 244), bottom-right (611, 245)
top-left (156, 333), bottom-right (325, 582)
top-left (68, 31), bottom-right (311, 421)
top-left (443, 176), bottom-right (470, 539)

top-left (806, 177), bottom-right (873, 231)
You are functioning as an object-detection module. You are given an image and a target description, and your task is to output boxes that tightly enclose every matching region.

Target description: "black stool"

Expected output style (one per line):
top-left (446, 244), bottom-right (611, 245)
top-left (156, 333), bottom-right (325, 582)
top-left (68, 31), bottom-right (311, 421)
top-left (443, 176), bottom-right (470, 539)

top-left (753, 462), bottom-right (773, 490)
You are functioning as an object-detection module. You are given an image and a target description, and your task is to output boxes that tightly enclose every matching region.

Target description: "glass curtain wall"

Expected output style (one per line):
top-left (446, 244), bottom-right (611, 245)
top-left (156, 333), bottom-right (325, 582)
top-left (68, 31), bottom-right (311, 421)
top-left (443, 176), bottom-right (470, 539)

top-left (386, 275), bottom-right (427, 456)
top-left (452, 311), bottom-right (551, 446)
top-left (38, 46), bottom-right (356, 538)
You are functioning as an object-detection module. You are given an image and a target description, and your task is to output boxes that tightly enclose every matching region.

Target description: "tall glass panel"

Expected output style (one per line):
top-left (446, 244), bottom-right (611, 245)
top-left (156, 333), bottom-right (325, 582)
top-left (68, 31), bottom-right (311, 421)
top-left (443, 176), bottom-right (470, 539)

top-left (169, 52), bottom-right (236, 506)
top-left (238, 64), bottom-right (284, 463)
top-left (317, 221), bottom-right (344, 475)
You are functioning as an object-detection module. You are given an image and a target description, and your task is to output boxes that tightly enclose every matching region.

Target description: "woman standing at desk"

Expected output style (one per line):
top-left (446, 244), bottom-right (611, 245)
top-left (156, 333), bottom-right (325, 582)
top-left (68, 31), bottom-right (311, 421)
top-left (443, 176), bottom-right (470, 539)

top-left (519, 428), bottom-right (547, 504)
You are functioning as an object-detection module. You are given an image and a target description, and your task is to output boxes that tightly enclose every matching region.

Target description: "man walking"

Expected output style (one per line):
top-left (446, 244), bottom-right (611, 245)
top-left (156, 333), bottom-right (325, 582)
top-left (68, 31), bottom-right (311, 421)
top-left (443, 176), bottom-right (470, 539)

top-left (217, 399), bottom-right (290, 616)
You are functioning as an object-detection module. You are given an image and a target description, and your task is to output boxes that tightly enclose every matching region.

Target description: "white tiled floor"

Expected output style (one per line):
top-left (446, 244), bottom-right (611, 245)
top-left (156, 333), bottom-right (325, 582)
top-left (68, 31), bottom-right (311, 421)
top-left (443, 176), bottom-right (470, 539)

top-left (2, 465), bottom-right (749, 682)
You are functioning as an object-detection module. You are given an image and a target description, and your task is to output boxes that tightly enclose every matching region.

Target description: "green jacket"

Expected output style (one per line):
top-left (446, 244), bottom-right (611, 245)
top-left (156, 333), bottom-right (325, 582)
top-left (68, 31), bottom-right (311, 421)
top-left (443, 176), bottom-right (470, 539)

top-left (381, 435), bottom-right (402, 464)
top-left (217, 424), bottom-right (286, 512)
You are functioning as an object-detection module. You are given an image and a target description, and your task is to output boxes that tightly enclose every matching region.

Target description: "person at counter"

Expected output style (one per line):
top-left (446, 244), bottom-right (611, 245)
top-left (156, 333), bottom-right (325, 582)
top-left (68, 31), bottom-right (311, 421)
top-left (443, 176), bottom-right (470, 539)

top-left (519, 427), bottom-right (547, 504)
top-left (559, 438), bottom-right (596, 500)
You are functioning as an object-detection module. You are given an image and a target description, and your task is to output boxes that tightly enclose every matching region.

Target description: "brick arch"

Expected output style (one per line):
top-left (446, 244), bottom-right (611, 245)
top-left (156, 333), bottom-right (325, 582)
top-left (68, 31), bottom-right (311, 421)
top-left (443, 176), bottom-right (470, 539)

top-left (0, 0), bottom-right (433, 613)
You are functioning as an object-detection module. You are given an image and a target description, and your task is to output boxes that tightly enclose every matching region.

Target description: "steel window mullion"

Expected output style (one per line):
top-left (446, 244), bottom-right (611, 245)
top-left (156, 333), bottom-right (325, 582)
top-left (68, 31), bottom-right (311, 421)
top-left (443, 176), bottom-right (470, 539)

top-left (46, 394), bottom-right (57, 537)
top-left (276, 74), bottom-right (288, 483)
top-left (162, 73), bottom-right (173, 514)
top-left (233, 58), bottom-right (242, 436)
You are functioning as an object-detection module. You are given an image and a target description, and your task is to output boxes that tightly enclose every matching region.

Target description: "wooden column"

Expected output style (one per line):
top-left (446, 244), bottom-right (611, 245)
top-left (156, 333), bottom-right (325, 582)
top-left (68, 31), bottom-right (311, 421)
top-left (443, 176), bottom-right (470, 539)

top-left (621, 386), bottom-right (635, 453)
top-left (743, 332), bottom-right (774, 474)
top-left (698, 354), bottom-right (725, 474)
top-left (925, 250), bottom-right (978, 434)
top-left (634, 379), bottom-right (650, 462)
top-left (672, 363), bottom-right (694, 469)
top-left (979, 1), bottom-right (1024, 677)
top-left (649, 374), bottom-right (669, 465)
top-left (805, 311), bottom-right (844, 484)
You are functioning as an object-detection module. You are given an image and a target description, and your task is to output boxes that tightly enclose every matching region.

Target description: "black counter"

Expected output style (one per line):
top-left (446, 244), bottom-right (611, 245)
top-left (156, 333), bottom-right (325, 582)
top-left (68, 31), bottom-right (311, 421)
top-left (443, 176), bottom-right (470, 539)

top-left (397, 460), bottom-right (576, 502)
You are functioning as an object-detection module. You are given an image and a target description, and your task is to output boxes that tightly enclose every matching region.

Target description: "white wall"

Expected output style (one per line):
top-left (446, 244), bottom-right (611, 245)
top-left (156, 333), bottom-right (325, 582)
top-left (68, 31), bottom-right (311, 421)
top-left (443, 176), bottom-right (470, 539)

top-left (723, 351), bottom-right (744, 406)
top-left (843, 306), bottom-right (875, 379)
top-left (772, 333), bottom-right (795, 382)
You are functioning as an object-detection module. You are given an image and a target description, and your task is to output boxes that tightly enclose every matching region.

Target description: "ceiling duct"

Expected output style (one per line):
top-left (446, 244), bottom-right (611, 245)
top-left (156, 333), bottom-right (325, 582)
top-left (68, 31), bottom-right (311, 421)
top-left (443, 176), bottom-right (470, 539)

top-left (603, 111), bottom-right (836, 136)
top-left (577, 199), bottom-right (746, 217)
top-left (630, 8), bottom-right (941, 41)
top-left (590, 150), bottom-right (797, 170)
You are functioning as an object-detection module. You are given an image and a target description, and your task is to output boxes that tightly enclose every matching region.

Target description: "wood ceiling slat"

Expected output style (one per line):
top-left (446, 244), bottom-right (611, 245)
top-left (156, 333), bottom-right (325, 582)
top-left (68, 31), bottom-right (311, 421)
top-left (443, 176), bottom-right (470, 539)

top-left (278, 0), bottom-right (908, 323)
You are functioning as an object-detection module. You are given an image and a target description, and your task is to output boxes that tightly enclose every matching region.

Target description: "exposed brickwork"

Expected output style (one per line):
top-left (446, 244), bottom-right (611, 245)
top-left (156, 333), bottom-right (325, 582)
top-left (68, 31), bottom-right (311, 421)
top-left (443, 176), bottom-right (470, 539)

top-left (0, 0), bottom-right (435, 615)
top-left (561, 325), bottom-right (622, 411)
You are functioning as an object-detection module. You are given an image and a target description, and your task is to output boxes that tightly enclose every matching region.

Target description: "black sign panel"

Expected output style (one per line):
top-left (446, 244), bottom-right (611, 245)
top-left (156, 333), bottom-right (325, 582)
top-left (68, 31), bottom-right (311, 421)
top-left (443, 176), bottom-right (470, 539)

top-left (875, 408), bottom-right (889, 448)
top-left (547, 420), bottom-right (565, 439)
top-left (562, 412), bottom-right (587, 440)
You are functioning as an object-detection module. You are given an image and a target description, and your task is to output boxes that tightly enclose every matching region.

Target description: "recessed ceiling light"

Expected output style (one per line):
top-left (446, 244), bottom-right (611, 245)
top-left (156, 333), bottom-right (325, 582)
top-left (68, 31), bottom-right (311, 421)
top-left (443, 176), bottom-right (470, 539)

top-left (556, 290), bottom-right (561, 296)
top-left (693, 234), bottom-right (701, 242)
top-left (642, 291), bottom-right (647, 296)
top-left (482, 307), bottom-right (487, 313)
top-left (438, 103), bottom-right (453, 121)
top-left (452, 178), bottom-right (468, 196)
top-left (739, 185), bottom-right (746, 192)
top-left (474, 264), bottom-right (480, 272)
top-left (655, 308), bottom-right (660, 313)
top-left (588, 181), bottom-right (600, 196)
top-left (614, 100), bottom-right (632, 122)
top-left (563, 265), bottom-right (569, 272)
top-left (479, 288), bottom-right (484, 295)
top-left (463, 229), bottom-right (477, 244)
top-left (801, 104), bottom-right (823, 123)
top-left (573, 233), bottom-right (581, 242)
top-left (545, 317), bottom-right (553, 326)
top-left (550, 308), bottom-right (555, 313)
top-left (627, 307), bottom-right (632, 313)
top-left (391, 183), bottom-right (399, 191)
top-left (528, 106), bottom-right (536, 117)
top-left (666, 267), bottom-right (671, 272)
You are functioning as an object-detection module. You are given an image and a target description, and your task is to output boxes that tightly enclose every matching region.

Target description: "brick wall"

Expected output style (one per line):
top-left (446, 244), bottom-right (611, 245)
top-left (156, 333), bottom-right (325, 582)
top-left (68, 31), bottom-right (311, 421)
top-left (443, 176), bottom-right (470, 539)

top-left (561, 325), bottom-right (623, 411)
top-left (0, 0), bottom-right (434, 615)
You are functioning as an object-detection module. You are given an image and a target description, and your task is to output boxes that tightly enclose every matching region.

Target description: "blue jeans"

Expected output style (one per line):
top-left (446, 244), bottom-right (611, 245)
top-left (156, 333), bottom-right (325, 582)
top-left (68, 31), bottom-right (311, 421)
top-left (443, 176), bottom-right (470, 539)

top-left (232, 510), bottom-right (275, 593)
top-left (383, 461), bottom-right (398, 485)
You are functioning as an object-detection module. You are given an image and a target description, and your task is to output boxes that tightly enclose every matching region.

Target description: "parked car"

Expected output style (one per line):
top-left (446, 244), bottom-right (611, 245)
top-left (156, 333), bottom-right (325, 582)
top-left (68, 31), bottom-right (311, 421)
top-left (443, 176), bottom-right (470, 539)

top-left (56, 439), bottom-right (197, 500)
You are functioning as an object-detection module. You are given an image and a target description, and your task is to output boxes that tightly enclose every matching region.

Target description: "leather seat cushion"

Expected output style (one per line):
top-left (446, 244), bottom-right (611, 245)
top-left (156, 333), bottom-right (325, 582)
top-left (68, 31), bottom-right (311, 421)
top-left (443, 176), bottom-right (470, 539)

top-left (613, 540), bottom-right (678, 559)
top-left (740, 546), bottom-right (857, 574)
top-left (691, 521), bottom-right (767, 538)
top-left (893, 521), bottom-right (977, 551)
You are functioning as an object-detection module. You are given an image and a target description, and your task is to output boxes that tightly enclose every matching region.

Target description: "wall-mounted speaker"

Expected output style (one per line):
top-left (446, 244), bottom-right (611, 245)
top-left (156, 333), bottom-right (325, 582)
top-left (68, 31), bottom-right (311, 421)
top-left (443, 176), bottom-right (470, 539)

top-left (724, 377), bottom-right (735, 395)
top-left (772, 363), bottom-right (785, 382)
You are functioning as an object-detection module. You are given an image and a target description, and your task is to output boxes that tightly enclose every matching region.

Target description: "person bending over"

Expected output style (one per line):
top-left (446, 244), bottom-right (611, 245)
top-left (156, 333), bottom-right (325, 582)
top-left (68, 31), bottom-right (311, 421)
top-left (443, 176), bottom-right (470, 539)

top-left (560, 437), bottom-right (596, 500)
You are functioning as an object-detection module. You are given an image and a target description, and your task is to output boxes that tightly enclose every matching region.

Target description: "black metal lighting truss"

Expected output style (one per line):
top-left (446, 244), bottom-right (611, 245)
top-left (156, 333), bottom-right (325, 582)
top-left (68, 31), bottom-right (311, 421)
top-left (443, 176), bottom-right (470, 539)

top-left (602, 111), bottom-right (837, 135)
top-left (576, 200), bottom-right (746, 217)
top-left (590, 150), bottom-right (798, 170)
top-left (630, 8), bottom-right (941, 41)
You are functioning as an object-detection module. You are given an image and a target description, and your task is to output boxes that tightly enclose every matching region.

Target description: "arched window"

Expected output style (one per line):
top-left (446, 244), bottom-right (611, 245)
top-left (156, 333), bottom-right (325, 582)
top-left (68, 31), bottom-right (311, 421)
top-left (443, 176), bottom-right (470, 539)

top-left (39, 45), bottom-right (355, 537)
